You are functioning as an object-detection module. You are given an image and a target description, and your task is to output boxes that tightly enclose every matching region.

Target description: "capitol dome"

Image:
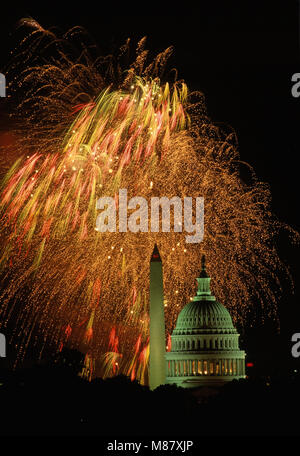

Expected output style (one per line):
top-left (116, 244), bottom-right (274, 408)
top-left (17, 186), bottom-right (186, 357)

top-left (165, 256), bottom-right (245, 388)
top-left (174, 300), bottom-right (235, 332)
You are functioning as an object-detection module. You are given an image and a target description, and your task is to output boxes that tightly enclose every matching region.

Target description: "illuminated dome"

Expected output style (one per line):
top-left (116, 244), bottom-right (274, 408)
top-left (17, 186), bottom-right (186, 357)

top-left (174, 300), bottom-right (235, 333)
top-left (165, 256), bottom-right (245, 388)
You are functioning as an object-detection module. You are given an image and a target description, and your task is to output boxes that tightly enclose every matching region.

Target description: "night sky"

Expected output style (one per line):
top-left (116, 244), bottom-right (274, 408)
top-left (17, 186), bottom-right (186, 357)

top-left (0, 4), bottom-right (299, 375)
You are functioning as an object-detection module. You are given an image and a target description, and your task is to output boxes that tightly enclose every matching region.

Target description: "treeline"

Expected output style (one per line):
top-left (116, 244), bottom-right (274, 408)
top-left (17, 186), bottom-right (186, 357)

top-left (0, 356), bottom-right (299, 436)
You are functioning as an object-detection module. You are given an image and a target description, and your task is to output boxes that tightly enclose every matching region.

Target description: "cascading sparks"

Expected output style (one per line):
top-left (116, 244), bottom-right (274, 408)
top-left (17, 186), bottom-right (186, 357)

top-left (0, 22), bottom-right (297, 385)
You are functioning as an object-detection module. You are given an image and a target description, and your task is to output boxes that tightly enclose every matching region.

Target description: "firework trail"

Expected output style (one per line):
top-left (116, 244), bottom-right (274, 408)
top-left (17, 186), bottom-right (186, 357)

top-left (0, 21), bottom-right (298, 383)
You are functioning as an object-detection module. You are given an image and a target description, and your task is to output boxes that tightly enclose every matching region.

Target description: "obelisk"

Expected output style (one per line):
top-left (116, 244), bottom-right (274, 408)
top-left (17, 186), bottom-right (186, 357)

top-left (149, 244), bottom-right (166, 390)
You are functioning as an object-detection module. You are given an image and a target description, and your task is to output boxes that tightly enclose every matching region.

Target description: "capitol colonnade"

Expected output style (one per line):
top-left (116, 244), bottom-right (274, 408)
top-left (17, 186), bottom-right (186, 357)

top-left (167, 356), bottom-right (245, 378)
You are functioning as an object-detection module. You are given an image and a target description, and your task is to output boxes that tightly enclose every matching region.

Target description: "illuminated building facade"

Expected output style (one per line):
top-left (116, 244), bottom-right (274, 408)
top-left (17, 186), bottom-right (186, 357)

top-left (165, 256), bottom-right (245, 388)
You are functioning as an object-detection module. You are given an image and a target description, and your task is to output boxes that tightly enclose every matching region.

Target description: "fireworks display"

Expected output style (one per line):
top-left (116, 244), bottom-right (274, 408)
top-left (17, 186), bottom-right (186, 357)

top-left (0, 21), bottom-right (297, 384)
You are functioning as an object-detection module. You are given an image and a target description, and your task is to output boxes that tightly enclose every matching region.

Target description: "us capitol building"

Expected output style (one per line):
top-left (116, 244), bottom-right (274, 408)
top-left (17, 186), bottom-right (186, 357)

top-left (165, 256), bottom-right (245, 388)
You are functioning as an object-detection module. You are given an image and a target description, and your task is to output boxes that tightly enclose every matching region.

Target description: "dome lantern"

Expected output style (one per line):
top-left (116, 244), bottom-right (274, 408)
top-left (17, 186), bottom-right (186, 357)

top-left (195, 255), bottom-right (214, 298)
